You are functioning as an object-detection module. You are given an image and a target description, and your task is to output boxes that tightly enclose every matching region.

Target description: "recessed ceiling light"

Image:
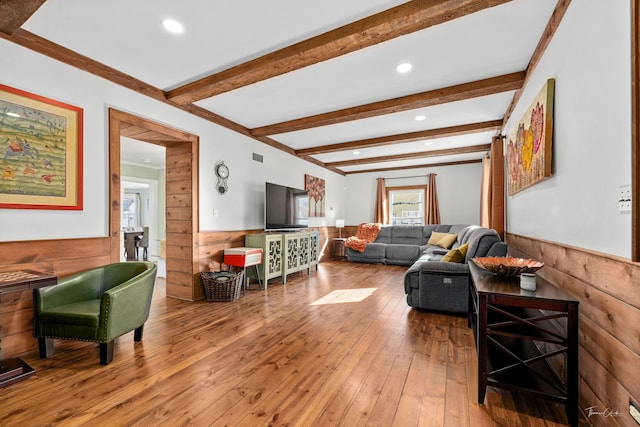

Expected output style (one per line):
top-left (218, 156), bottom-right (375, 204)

top-left (162, 18), bottom-right (184, 34)
top-left (425, 141), bottom-right (433, 146)
top-left (396, 62), bottom-right (412, 73)
top-left (353, 151), bottom-right (360, 155)
top-left (6, 112), bottom-right (20, 118)
top-left (414, 115), bottom-right (426, 121)
top-left (142, 159), bottom-right (151, 163)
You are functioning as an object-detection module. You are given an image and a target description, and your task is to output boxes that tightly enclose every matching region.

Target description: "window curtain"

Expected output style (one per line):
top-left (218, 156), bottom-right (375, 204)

top-left (480, 154), bottom-right (492, 228)
top-left (374, 177), bottom-right (388, 224)
top-left (480, 136), bottom-right (505, 237)
top-left (135, 193), bottom-right (142, 227)
top-left (425, 173), bottom-right (441, 224)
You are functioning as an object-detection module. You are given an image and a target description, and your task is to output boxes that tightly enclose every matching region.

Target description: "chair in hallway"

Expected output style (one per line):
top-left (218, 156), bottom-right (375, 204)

top-left (136, 226), bottom-right (149, 260)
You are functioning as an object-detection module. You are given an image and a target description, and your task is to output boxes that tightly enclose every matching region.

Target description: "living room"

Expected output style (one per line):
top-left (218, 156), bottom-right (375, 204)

top-left (1, 1), bottom-right (639, 426)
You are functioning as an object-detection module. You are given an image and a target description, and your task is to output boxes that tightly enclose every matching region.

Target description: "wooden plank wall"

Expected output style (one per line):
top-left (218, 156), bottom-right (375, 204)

top-left (165, 142), bottom-right (199, 301)
top-left (0, 237), bottom-right (111, 358)
top-left (507, 233), bottom-right (640, 427)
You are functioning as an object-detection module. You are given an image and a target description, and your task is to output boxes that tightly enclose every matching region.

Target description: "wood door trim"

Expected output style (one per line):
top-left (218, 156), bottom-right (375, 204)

top-left (108, 108), bottom-right (200, 300)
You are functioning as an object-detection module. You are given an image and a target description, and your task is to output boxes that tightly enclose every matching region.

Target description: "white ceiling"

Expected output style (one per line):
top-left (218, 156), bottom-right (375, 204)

top-left (19, 0), bottom-right (559, 174)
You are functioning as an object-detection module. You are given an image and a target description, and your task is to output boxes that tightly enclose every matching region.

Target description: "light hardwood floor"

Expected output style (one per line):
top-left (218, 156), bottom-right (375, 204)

top-left (2, 261), bottom-right (580, 426)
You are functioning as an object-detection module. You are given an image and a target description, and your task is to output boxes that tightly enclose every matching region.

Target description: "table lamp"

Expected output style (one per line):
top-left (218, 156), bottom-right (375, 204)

top-left (336, 219), bottom-right (345, 238)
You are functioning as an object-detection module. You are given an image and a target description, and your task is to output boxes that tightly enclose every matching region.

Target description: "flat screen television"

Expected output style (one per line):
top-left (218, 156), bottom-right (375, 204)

top-left (265, 182), bottom-right (308, 230)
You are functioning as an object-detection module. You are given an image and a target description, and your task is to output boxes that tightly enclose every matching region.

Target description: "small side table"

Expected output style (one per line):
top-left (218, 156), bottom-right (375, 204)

top-left (332, 238), bottom-right (347, 260)
top-left (0, 269), bottom-right (57, 387)
top-left (223, 247), bottom-right (263, 293)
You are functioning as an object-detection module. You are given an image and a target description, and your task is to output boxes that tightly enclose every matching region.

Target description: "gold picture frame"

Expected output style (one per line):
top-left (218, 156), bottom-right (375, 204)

top-left (506, 78), bottom-right (554, 195)
top-left (0, 84), bottom-right (83, 210)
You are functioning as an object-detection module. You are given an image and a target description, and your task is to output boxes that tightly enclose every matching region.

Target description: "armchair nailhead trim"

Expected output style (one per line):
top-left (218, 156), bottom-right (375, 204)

top-left (101, 294), bottom-right (111, 342)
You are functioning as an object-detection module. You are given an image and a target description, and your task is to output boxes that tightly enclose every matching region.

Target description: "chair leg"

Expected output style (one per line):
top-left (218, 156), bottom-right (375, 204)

top-left (38, 337), bottom-right (54, 358)
top-left (134, 325), bottom-right (144, 342)
top-left (100, 341), bottom-right (114, 365)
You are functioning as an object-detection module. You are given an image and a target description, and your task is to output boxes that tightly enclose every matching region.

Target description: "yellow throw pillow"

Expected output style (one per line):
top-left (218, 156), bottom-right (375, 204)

top-left (427, 231), bottom-right (447, 246)
top-left (442, 243), bottom-right (469, 263)
top-left (436, 233), bottom-right (458, 249)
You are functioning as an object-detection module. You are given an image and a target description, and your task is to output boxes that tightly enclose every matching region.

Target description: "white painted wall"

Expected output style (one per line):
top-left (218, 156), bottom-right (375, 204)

top-left (0, 0), bottom-right (634, 258)
top-left (0, 39), bottom-right (346, 242)
top-left (504, 0), bottom-right (632, 258)
top-left (345, 162), bottom-right (483, 226)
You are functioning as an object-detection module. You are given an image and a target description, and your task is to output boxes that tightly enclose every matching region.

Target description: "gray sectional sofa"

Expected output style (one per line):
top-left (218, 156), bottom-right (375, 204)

top-left (346, 224), bottom-right (507, 314)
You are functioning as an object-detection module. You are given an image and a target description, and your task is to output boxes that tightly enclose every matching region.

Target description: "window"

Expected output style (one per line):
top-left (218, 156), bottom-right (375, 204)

top-left (122, 193), bottom-right (141, 228)
top-left (296, 192), bottom-right (308, 226)
top-left (386, 185), bottom-right (427, 225)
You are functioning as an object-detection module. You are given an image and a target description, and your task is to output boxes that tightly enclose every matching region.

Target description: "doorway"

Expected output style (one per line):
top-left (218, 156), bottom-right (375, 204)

top-left (108, 108), bottom-right (200, 301)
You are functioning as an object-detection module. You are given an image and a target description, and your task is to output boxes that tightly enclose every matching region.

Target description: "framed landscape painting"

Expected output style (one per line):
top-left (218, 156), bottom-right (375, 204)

top-left (0, 84), bottom-right (83, 209)
top-left (506, 78), bottom-right (554, 195)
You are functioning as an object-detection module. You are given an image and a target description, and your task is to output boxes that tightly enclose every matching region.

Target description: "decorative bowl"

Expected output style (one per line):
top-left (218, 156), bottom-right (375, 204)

top-left (473, 256), bottom-right (544, 277)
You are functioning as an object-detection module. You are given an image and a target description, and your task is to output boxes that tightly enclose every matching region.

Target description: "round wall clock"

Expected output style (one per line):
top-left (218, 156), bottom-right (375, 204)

top-left (215, 161), bottom-right (229, 194)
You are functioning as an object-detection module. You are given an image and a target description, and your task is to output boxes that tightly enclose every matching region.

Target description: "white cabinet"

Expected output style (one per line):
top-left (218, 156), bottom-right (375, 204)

top-left (245, 231), bottom-right (319, 287)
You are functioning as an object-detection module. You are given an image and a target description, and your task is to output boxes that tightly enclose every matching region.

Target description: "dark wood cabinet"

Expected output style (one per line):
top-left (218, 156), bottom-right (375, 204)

top-left (0, 270), bottom-right (57, 387)
top-left (468, 261), bottom-right (579, 427)
top-left (332, 238), bottom-right (346, 260)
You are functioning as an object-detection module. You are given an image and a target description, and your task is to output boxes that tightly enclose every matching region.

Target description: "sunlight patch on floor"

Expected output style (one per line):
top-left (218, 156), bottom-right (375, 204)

top-left (310, 288), bottom-right (377, 305)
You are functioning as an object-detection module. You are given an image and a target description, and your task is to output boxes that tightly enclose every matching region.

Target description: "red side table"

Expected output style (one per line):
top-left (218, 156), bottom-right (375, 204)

top-left (223, 247), bottom-right (263, 293)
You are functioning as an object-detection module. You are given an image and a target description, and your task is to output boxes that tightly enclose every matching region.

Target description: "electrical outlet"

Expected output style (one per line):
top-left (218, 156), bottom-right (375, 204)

top-left (631, 399), bottom-right (640, 425)
top-left (619, 185), bottom-right (632, 214)
top-left (212, 208), bottom-right (218, 217)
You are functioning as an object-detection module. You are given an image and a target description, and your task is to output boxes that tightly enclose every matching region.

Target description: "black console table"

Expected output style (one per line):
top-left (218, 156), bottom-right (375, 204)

top-left (0, 270), bottom-right (57, 387)
top-left (468, 261), bottom-right (579, 427)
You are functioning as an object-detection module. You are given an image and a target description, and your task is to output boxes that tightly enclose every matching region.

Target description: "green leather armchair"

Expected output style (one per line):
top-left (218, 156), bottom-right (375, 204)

top-left (33, 261), bottom-right (157, 365)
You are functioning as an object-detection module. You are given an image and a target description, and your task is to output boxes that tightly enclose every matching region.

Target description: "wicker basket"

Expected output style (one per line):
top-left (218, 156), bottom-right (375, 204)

top-left (201, 271), bottom-right (244, 302)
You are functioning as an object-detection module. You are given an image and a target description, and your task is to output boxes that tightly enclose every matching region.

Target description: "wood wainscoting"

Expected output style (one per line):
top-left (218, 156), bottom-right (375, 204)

top-left (507, 233), bottom-right (640, 427)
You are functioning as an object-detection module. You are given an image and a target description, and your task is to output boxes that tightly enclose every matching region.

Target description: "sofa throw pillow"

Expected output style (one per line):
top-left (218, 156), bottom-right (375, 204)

top-left (437, 233), bottom-right (458, 249)
top-left (442, 243), bottom-right (469, 263)
top-left (427, 232), bottom-right (458, 249)
top-left (427, 231), bottom-right (447, 246)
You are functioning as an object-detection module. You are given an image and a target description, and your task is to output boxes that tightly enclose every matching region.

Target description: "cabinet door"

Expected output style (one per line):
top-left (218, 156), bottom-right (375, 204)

top-left (284, 234), bottom-right (301, 274)
top-left (265, 236), bottom-right (283, 280)
top-left (245, 233), bottom-right (283, 285)
top-left (298, 234), bottom-right (310, 268)
top-left (309, 232), bottom-right (319, 267)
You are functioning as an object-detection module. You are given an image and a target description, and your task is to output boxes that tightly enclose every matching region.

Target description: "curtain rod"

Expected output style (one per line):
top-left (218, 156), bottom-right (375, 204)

top-left (383, 173), bottom-right (435, 180)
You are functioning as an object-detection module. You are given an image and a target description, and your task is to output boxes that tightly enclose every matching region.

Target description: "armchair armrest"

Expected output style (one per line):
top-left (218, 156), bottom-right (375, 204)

top-left (35, 268), bottom-right (104, 311)
top-left (98, 265), bottom-right (157, 342)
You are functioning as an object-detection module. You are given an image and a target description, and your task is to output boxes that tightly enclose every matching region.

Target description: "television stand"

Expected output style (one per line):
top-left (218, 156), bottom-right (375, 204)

top-left (245, 231), bottom-right (318, 287)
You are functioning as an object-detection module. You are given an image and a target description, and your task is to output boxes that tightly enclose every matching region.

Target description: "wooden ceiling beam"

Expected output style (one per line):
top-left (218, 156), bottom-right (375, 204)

top-left (0, 29), bottom-right (300, 157)
top-left (165, 0), bottom-right (512, 105)
top-left (296, 119), bottom-right (503, 156)
top-left (0, 0), bottom-right (46, 35)
top-left (251, 72), bottom-right (525, 137)
top-left (344, 158), bottom-right (482, 174)
top-left (325, 143), bottom-right (491, 167)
